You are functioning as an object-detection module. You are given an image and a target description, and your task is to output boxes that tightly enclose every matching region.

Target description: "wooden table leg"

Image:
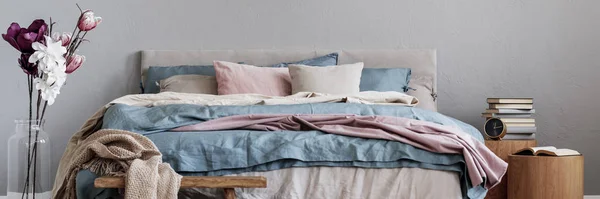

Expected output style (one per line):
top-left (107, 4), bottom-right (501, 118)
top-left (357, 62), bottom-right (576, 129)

top-left (223, 188), bottom-right (236, 199)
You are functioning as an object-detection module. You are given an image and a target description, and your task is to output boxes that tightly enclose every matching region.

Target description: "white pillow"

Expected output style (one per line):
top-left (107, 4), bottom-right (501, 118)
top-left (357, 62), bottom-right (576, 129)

top-left (159, 75), bottom-right (218, 94)
top-left (288, 63), bottom-right (364, 95)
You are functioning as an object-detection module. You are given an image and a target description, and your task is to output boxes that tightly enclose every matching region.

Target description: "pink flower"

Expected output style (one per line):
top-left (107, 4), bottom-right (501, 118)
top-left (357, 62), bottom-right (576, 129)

top-left (52, 32), bottom-right (72, 46)
top-left (77, 10), bottom-right (102, 31)
top-left (65, 54), bottom-right (85, 74)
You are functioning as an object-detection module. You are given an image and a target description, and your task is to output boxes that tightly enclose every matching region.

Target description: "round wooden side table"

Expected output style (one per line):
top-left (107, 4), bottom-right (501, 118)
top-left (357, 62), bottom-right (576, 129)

top-left (507, 154), bottom-right (584, 199)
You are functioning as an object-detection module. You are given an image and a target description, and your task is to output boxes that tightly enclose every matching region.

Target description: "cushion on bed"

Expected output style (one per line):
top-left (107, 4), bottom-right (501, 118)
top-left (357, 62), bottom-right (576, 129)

top-left (159, 75), bottom-right (218, 94)
top-left (288, 63), bottom-right (364, 94)
top-left (360, 68), bottom-right (412, 92)
top-left (144, 65), bottom-right (216, 93)
top-left (269, 53), bottom-right (338, 68)
top-left (407, 75), bottom-right (437, 111)
top-left (144, 53), bottom-right (339, 94)
top-left (214, 61), bottom-right (291, 96)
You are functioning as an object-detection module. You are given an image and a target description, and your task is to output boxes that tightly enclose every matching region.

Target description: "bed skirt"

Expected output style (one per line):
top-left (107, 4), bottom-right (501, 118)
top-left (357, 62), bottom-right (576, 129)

top-left (178, 167), bottom-right (462, 199)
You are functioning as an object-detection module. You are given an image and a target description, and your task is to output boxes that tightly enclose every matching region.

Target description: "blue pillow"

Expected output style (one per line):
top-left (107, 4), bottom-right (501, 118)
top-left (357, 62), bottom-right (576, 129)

top-left (360, 68), bottom-right (412, 92)
top-left (269, 53), bottom-right (338, 67)
top-left (143, 53), bottom-right (339, 93)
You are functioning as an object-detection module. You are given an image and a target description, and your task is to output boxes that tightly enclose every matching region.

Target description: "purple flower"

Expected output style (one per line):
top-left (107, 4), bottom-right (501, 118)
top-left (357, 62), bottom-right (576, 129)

top-left (18, 53), bottom-right (37, 75)
top-left (2, 23), bottom-right (21, 50)
top-left (2, 19), bottom-right (47, 54)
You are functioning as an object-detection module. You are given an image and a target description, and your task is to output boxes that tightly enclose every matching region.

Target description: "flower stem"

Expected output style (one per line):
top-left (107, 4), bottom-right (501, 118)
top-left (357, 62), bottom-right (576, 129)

top-left (21, 75), bottom-right (33, 199)
top-left (31, 101), bottom-right (46, 199)
top-left (26, 75), bottom-right (33, 198)
top-left (32, 102), bottom-right (49, 198)
top-left (40, 102), bottom-right (48, 123)
top-left (23, 93), bottom-right (48, 199)
top-left (68, 28), bottom-right (77, 54)
top-left (47, 18), bottom-right (53, 37)
top-left (36, 95), bottom-right (41, 121)
top-left (67, 30), bottom-right (81, 58)
top-left (30, 88), bottom-right (44, 199)
top-left (72, 31), bottom-right (88, 52)
top-left (76, 3), bottom-right (83, 13)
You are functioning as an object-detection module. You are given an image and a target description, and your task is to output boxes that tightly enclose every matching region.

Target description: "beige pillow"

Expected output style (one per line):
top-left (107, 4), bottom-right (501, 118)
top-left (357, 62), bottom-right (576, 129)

top-left (406, 75), bottom-right (437, 112)
top-left (288, 63), bottom-right (364, 94)
top-left (159, 75), bottom-right (218, 94)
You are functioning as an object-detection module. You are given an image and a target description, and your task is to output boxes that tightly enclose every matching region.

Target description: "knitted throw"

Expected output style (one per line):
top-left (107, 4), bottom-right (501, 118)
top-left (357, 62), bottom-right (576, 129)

top-left (51, 108), bottom-right (181, 199)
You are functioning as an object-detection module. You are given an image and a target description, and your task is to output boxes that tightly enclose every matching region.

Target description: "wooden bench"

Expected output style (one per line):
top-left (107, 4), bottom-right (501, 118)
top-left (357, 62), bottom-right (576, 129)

top-left (95, 176), bottom-right (267, 199)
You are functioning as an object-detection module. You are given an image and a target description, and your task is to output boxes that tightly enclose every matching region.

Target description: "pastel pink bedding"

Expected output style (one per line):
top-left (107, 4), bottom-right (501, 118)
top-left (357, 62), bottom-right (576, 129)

top-left (173, 114), bottom-right (507, 189)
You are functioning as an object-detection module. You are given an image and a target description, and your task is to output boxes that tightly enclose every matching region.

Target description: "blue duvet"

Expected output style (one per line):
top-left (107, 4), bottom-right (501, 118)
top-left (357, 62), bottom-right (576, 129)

top-left (76, 103), bottom-right (487, 199)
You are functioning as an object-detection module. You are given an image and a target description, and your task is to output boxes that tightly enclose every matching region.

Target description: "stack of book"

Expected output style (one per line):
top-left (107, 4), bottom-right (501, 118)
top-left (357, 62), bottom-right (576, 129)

top-left (483, 98), bottom-right (535, 140)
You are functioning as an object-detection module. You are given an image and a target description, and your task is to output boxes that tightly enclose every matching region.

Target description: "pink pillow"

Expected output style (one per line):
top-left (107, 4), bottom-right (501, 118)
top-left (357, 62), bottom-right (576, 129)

top-left (213, 61), bottom-right (291, 96)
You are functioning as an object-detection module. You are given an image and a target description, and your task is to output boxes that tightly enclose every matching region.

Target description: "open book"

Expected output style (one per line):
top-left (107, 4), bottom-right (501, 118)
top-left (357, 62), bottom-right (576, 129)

top-left (515, 146), bottom-right (581, 156)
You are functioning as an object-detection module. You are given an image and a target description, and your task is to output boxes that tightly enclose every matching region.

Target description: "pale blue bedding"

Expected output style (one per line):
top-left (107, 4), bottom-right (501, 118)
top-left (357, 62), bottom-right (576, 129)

top-left (76, 103), bottom-right (486, 199)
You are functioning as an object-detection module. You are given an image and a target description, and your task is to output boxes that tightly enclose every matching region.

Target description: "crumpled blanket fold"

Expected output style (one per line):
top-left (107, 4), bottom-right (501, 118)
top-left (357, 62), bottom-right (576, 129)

top-left (52, 122), bottom-right (181, 199)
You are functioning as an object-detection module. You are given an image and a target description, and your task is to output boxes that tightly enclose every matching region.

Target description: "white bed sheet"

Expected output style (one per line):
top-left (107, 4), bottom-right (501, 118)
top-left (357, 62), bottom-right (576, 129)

top-left (178, 167), bottom-right (462, 199)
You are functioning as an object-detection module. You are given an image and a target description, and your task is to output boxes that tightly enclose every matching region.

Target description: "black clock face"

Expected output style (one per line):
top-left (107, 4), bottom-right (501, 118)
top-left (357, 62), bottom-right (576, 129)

top-left (484, 118), bottom-right (505, 138)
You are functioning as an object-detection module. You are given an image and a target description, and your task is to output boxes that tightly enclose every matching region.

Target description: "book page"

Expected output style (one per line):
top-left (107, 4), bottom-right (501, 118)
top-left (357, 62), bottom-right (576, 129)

top-left (553, 149), bottom-right (581, 156)
top-left (515, 146), bottom-right (555, 155)
top-left (530, 146), bottom-right (556, 153)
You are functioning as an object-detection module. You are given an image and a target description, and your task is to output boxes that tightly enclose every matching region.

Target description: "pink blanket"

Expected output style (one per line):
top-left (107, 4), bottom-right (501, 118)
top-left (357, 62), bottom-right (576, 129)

top-left (173, 114), bottom-right (507, 189)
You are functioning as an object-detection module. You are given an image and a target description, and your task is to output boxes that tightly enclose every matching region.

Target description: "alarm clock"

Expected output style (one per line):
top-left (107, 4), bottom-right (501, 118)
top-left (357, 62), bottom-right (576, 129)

top-left (484, 118), bottom-right (506, 140)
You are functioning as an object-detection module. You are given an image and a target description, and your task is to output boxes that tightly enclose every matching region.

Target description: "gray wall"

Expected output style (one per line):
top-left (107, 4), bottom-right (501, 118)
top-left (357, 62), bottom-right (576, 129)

top-left (1, 0), bottom-right (599, 195)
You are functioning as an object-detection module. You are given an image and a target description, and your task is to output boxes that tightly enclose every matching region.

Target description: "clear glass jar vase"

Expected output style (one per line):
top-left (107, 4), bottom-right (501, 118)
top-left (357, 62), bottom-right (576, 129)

top-left (7, 120), bottom-right (52, 199)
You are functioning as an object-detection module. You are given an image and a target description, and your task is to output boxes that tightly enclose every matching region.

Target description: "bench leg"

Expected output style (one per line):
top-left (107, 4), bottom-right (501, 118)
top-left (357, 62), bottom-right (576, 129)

top-left (223, 188), bottom-right (236, 199)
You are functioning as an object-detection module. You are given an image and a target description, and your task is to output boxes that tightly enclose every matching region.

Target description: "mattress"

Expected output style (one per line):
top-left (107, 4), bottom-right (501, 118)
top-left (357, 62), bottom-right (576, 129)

top-left (178, 167), bottom-right (462, 199)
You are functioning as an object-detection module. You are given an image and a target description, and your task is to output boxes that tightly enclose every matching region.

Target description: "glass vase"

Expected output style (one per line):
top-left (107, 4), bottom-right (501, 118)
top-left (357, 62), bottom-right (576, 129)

top-left (7, 120), bottom-right (52, 199)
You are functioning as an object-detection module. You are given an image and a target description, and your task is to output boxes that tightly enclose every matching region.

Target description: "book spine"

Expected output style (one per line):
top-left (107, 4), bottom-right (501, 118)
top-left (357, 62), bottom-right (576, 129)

top-left (487, 99), bottom-right (533, 104)
top-left (502, 133), bottom-right (536, 140)
top-left (489, 104), bottom-right (533, 109)
top-left (506, 127), bottom-right (537, 134)
top-left (486, 109), bottom-right (536, 114)
top-left (500, 119), bottom-right (535, 123)
top-left (492, 114), bottom-right (532, 118)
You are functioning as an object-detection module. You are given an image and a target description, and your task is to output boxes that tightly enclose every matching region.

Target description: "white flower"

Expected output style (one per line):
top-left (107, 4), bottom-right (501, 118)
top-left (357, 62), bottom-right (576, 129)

top-left (36, 64), bottom-right (67, 105)
top-left (29, 36), bottom-right (67, 73)
top-left (35, 70), bottom-right (67, 105)
top-left (46, 69), bottom-right (67, 86)
top-left (35, 77), bottom-right (63, 105)
top-left (28, 36), bottom-right (69, 105)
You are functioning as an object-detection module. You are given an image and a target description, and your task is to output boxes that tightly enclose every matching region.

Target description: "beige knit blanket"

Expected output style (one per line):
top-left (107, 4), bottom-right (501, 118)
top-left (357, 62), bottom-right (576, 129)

top-left (51, 108), bottom-right (182, 199)
top-left (52, 91), bottom-right (418, 198)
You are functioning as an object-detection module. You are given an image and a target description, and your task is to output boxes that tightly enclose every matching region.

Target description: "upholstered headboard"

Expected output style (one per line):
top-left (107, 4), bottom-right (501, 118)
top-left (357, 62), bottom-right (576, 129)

top-left (140, 50), bottom-right (437, 111)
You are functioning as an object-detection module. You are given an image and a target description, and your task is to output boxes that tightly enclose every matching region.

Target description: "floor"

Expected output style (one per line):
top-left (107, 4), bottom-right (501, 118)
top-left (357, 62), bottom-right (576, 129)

top-left (1, 195), bottom-right (598, 198)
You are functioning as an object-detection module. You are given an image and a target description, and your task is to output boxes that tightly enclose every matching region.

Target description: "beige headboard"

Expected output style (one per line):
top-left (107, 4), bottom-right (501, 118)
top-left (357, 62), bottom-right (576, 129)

top-left (140, 50), bottom-right (437, 111)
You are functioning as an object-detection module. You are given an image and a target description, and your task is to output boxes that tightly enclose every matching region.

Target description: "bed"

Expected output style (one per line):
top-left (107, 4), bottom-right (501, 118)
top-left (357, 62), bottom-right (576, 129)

top-left (64, 50), bottom-right (504, 199)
